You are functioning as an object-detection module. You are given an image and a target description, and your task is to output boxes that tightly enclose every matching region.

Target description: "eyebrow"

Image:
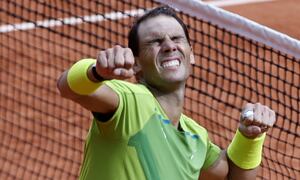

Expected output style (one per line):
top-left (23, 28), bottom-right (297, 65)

top-left (143, 32), bottom-right (184, 41)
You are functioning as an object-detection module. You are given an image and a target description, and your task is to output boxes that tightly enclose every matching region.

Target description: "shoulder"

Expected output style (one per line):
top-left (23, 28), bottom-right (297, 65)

top-left (181, 115), bottom-right (209, 141)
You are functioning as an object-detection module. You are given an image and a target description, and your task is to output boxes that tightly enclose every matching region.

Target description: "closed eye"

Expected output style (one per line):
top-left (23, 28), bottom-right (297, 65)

top-left (171, 35), bottom-right (184, 42)
top-left (146, 36), bottom-right (185, 45)
top-left (149, 38), bottom-right (163, 44)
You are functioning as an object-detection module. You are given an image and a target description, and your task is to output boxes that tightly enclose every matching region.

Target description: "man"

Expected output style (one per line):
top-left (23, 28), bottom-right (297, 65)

top-left (57, 6), bottom-right (276, 180)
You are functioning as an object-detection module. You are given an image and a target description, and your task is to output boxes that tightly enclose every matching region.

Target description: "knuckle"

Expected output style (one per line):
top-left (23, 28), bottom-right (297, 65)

top-left (264, 106), bottom-right (269, 112)
top-left (97, 52), bottom-right (108, 67)
top-left (246, 102), bottom-right (253, 106)
top-left (125, 48), bottom-right (134, 56)
top-left (114, 44), bottom-right (122, 49)
top-left (243, 102), bottom-right (254, 111)
top-left (98, 51), bottom-right (106, 58)
top-left (272, 110), bottom-right (276, 116)
top-left (255, 102), bottom-right (262, 108)
top-left (124, 47), bottom-right (132, 52)
top-left (125, 54), bottom-right (134, 64)
top-left (113, 45), bottom-right (123, 53)
top-left (106, 49), bottom-right (114, 59)
top-left (107, 48), bottom-right (114, 54)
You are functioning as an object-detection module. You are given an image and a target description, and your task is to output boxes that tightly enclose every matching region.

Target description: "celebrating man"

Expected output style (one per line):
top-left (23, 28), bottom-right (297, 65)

top-left (57, 6), bottom-right (276, 180)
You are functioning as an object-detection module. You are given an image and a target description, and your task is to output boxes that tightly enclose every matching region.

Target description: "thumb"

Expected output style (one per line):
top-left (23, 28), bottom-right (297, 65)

top-left (113, 68), bottom-right (134, 79)
top-left (239, 124), bottom-right (262, 139)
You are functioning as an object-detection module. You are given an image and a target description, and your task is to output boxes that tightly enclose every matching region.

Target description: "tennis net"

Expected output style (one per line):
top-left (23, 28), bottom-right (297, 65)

top-left (0, 0), bottom-right (299, 179)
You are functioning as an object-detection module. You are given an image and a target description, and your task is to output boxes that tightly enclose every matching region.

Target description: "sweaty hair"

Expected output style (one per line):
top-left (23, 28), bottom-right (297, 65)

top-left (128, 6), bottom-right (191, 57)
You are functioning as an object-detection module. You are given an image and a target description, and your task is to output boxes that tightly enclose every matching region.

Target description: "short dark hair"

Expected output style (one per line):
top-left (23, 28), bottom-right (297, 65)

top-left (128, 6), bottom-right (191, 57)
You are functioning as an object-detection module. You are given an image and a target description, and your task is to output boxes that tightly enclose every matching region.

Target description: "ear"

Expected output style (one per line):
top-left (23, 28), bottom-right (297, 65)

top-left (190, 52), bottom-right (195, 64)
top-left (189, 46), bottom-right (195, 64)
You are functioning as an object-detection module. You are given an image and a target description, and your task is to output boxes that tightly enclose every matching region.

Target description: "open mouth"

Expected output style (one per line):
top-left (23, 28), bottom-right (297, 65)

top-left (161, 59), bottom-right (180, 69)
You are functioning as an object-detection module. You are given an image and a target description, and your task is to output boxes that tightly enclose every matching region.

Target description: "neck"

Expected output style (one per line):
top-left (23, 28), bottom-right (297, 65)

top-left (143, 81), bottom-right (186, 127)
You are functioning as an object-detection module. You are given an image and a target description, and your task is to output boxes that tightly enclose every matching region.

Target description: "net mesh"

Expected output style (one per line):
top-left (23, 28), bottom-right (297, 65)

top-left (0, 0), bottom-right (299, 179)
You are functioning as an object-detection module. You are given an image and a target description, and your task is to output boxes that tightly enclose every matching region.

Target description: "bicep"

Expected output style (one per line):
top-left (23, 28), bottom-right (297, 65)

top-left (57, 70), bottom-right (119, 114)
top-left (199, 150), bottom-right (229, 180)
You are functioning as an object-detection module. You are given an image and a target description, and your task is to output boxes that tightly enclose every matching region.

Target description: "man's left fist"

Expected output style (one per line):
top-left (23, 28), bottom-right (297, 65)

top-left (239, 103), bottom-right (276, 138)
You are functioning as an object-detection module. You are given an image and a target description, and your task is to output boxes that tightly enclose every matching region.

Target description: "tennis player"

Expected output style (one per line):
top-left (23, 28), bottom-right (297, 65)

top-left (57, 6), bottom-right (276, 180)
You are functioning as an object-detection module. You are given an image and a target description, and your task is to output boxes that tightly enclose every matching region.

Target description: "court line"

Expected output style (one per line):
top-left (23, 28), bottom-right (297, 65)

top-left (0, 0), bottom-right (273, 33)
top-left (0, 9), bottom-right (145, 33)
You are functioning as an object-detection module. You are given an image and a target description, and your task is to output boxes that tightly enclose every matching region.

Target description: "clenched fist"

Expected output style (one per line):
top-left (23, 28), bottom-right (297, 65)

top-left (239, 103), bottom-right (276, 138)
top-left (95, 45), bottom-right (135, 80)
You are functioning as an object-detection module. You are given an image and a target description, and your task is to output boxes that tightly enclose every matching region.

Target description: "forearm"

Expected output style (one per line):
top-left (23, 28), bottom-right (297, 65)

top-left (57, 59), bottom-right (119, 113)
top-left (198, 149), bottom-right (260, 180)
top-left (226, 129), bottom-right (266, 180)
top-left (227, 156), bottom-right (258, 180)
top-left (226, 103), bottom-right (275, 179)
top-left (57, 70), bottom-right (79, 99)
top-left (57, 62), bottom-right (97, 100)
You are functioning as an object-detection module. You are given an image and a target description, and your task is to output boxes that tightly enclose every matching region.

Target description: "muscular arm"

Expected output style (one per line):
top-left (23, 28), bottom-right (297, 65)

top-left (199, 150), bottom-right (257, 180)
top-left (57, 45), bottom-right (135, 114)
top-left (200, 103), bottom-right (276, 179)
top-left (57, 68), bottom-right (119, 114)
top-left (227, 158), bottom-right (258, 180)
top-left (199, 150), bottom-right (228, 180)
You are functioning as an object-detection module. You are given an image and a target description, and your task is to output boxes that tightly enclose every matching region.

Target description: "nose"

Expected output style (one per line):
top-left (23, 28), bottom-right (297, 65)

top-left (161, 37), bottom-right (177, 53)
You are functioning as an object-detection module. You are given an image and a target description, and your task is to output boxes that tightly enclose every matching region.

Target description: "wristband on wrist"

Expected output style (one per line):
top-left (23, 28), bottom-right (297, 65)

top-left (227, 129), bottom-right (266, 169)
top-left (91, 64), bottom-right (105, 82)
top-left (67, 58), bottom-right (102, 95)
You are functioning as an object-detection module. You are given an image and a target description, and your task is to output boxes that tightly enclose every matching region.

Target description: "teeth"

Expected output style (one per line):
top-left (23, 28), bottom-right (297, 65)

top-left (161, 60), bottom-right (180, 68)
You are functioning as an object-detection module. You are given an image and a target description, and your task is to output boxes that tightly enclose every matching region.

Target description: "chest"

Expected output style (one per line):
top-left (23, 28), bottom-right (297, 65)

top-left (128, 113), bottom-right (207, 179)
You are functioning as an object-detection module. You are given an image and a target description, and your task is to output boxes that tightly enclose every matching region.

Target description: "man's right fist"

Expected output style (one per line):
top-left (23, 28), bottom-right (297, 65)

top-left (95, 45), bottom-right (135, 80)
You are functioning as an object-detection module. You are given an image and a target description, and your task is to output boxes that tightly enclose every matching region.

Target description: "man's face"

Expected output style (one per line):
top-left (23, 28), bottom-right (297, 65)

top-left (136, 15), bottom-right (194, 89)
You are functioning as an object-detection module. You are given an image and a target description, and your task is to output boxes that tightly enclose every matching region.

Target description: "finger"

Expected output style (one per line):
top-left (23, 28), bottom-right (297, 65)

top-left (106, 48), bottom-right (115, 69)
top-left (124, 48), bottom-right (135, 69)
top-left (262, 106), bottom-right (271, 126)
top-left (262, 107), bottom-right (276, 127)
top-left (253, 103), bottom-right (263, 124)
top-left (242, 118), bottom-right (253, 126)
top-left (246, 125), bottom-right (262, 137)
top-left (251, 119), bottom-right (264, 127)
top-left (114, 45), bottom-right (125, 68)
top-left (125, 69), bottom-right (134, 77)
top-left (113, 68), bottom-right (134, 78)
top-left (260, 125), bottom-right (269, 133)
top-left (243, 103), bottom-right (255, 111)
top-left (241, 103), bottom-right (255, 119)
top-left (239, 124), bottom-right (262, 138)
top-left (240, 103), bottom-right (255, 125)
top-left (269, 110), bottom-right (276, 127)
top-left (97, 51), bottom-right (108, 69)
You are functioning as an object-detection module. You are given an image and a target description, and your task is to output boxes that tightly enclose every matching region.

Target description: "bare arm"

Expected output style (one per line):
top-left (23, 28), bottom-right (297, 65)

top-left (57, 69), bottom-right (119, 114)
top-left (57, 45), bottom-right (135, 114)
top-left (199, 103), bottom-right (276, 180)
top-left (199, 150), bottom-right (228, 180)
top-left (227, 158), bottom-right (258, 180)
top-left (199, 150), bottom-right (258, 180)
